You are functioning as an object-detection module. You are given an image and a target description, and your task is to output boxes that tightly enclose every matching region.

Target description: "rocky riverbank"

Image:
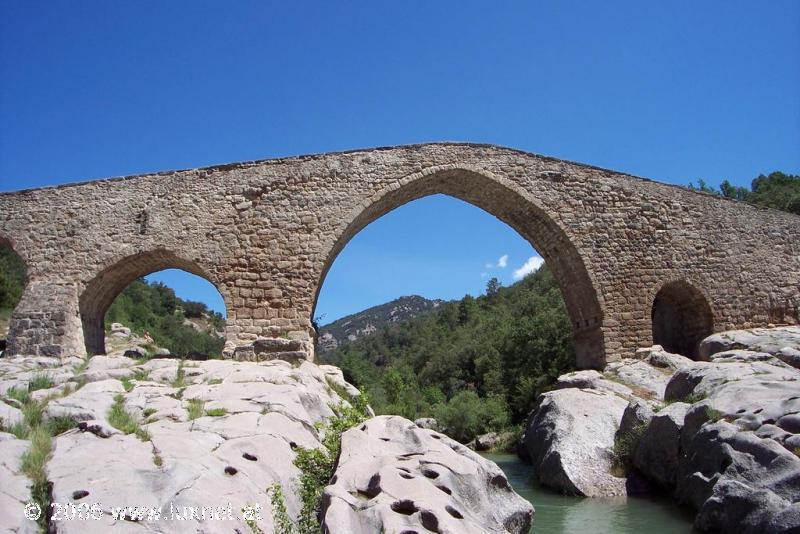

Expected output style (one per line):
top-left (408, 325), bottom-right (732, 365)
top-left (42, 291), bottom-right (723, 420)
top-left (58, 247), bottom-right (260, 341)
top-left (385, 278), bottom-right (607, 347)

top-left (0, 337), bottom-right (532, 533)
top-left (520, 326), bottom-right (800, 533)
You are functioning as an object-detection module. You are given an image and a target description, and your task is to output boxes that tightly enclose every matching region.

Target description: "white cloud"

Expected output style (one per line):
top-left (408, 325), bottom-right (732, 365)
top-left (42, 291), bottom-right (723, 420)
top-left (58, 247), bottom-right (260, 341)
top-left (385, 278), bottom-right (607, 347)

top-left (484, 263), bottom-right (493, 269)
top-left (497, 254), bottom-right (508, 268)
top-left (513, 256), bottom-right (545, 280)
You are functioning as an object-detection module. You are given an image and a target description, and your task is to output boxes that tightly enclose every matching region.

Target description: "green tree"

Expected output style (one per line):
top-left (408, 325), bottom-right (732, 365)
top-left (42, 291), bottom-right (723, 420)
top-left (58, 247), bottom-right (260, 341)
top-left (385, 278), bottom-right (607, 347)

top-left (689, 171), bottom-right (800, 215)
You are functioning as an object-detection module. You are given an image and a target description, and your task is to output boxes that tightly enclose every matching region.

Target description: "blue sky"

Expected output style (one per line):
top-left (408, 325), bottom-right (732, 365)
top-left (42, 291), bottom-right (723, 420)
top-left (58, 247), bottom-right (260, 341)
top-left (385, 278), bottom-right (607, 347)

top-left (1, 1), bottom-right (798, 322)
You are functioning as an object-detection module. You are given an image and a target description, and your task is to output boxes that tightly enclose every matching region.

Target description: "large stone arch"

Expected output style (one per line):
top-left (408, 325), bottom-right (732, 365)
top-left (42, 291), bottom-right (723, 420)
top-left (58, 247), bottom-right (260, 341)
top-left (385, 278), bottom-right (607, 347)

top-left (79, 249), bottom-right (230, 355)
top-left (311, 165), bottom-right (607, 368)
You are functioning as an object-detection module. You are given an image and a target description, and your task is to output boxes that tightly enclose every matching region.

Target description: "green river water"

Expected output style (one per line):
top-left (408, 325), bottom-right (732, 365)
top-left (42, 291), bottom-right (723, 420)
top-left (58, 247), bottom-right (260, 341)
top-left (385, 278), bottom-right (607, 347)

top-left (482, 453), bottom-right (696, 533)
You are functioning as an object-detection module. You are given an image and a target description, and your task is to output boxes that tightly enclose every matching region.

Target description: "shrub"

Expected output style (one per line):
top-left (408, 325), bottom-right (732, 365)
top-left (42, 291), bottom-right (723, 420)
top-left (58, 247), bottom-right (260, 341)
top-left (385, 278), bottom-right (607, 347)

top-left (269, 392), bottom-right (370, 534)
top-left (611, 422), bottom-right (648, 476)
top-left (433, 390), bottom-right (509, 443)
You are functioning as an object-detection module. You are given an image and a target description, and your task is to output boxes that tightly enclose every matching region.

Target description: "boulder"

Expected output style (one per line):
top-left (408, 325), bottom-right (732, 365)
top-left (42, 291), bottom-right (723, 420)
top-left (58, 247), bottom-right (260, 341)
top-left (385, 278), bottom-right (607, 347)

top-left (555, 370), bottom-right (632, 397)
top-left (321, 415), bottom-right (533, 534)
top-left (664, 354), bottom-right (797, 402)
top-left (473, 432), bottom-right (501, 451)
top-left (523, 388), bottom-right (629, 496)
top-left (677, 421), bottom-right (800, 533)
top-left (615, 398), bottom-right (654, 458)
top-left (414, 417), bottom-right (440, 431)
top-left (698, 326), bottom-right (800, 362)
top-left (604, 359), bottom-right (671, 400)
top-left (634, 345), bottom-right (695, 372)
top-left (110, 323), bottom-right (131, 338)
top-left (633, 402), bottom-right (690, 488)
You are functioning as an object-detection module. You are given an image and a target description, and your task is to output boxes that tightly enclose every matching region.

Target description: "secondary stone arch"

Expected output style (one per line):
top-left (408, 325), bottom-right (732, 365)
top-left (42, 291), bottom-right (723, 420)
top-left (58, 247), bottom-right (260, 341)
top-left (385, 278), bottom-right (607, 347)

top-left (312, 165), bottom-right (608, 368)
top-left (79, 249), bottom-right (230, 355)
top-left (0, 233), bottom-right (29, 318)
top-left (650, 278), bottom-right (714, 359)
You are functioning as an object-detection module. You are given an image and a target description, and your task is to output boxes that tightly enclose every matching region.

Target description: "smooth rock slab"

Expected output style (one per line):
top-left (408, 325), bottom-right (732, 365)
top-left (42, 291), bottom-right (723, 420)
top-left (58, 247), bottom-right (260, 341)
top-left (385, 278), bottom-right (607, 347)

top-left (0, 433), bottom-right (37, 534)
top-left (322, 415), bottom-right (533, 534)
top-left (677, 421), bottom-right (800, 534)
top-left (523, 388), bottom-right (629, 497)
top-left (699, 326), bottom-right (800, 364)
top-left (633, 402), bottom-right (690, 488)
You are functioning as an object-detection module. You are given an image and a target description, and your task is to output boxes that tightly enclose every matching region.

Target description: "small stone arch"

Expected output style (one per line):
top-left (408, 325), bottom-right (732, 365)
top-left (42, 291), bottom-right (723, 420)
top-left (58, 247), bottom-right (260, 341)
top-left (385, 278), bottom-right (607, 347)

top-left (651, 279), bottom-right (714, 359)
top-left (79, 249), bottom-right (229, 355)
top-left (0, 233), bottom-right (29, 314)
top-left (311, 165), bottom-right (608, 368)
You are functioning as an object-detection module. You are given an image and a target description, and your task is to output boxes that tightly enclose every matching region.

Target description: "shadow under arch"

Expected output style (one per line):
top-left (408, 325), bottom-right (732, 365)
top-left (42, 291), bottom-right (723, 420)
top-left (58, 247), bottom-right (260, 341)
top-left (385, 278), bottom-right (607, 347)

top-left (0, 233), bottom-right (29, 323)
top-left (312, 166), bottom-right (607, 368)
top-left (79, 249), bottom-right (227, 355)
top-left (651, 279), bottom-right (714, 359)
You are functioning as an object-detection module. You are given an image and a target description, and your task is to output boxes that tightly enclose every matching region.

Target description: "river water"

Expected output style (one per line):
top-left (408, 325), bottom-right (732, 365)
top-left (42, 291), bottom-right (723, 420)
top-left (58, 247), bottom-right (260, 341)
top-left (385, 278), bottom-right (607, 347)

top-left (482, 453), bottom-right (696, 533)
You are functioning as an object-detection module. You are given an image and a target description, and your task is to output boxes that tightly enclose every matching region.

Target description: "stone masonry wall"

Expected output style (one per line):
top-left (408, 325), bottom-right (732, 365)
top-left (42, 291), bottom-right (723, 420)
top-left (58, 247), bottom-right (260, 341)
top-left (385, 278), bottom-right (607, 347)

top-left (0, 143), bottom-right (798, 368)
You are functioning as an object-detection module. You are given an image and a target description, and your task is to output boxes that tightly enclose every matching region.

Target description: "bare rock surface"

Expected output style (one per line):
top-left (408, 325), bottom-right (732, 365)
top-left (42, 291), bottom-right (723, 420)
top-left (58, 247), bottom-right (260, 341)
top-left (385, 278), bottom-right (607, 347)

top-left (0, 433), bottom-right (37, 534)
top-left (632, 402), bottom-right (690, 488)
top-left (604, 359), bottom-right (671, 400)
top-left (677, 420), bottom-right (800, 534)
top-left (522, 388), bottom-right (629, 496)
top-left (659, 332), bottom-right (800, 533)
top-left (555, 369), bottom-right (632, 397)
top-left (698, 326), bottom-right (800, 367)
top-left (42, 357), bottom-right (358, 534)
top-left (322, 415), bottom-right (533, 534)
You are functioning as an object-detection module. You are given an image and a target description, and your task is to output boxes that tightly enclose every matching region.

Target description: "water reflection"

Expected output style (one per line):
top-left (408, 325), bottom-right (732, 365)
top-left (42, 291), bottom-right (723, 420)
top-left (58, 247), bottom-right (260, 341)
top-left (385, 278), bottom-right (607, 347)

top-left (481, 453), bottom-right (695, 533)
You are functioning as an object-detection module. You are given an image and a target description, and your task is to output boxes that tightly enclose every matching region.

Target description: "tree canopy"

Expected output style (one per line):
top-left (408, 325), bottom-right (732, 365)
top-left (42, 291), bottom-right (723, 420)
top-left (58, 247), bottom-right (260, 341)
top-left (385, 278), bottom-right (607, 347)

top-left (690, 171), bottom-right (800, 215)
top-left (319, 265), bottom-right (575, 442)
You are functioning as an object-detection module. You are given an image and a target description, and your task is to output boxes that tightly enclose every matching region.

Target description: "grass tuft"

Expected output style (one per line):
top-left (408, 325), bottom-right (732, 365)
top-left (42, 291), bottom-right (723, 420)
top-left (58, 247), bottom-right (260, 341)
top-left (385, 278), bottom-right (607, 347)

top-left (171, 360), bottom-right (187, 388)
top-left (6, 386), bottom-right (31, 405)
top-left (205, 407), bottom-right (227, 417)
top-left (107, 394), bottom-right (150, 441)
top-left (186, 399), bottom-right (205, 421)
top-left (28, 373), bottom-right (54, 393)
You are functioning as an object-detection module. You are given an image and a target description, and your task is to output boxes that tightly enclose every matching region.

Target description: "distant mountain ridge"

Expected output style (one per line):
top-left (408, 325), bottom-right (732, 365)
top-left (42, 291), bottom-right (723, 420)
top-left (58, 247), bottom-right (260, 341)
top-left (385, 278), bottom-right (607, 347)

top-left (317, 295), bottom-right (444, 354)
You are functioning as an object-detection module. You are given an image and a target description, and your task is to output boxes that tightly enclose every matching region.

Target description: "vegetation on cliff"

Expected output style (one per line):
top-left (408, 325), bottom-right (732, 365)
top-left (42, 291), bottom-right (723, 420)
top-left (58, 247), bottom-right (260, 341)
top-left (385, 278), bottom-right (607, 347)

top-left (319, 265), bottom-right (575, 442)
top-left (690, 171), bottom-right (800, 215)
top-left (0, 246), bottom-right (26, 315)
top-left (105, 278), bottom-right (226, 357)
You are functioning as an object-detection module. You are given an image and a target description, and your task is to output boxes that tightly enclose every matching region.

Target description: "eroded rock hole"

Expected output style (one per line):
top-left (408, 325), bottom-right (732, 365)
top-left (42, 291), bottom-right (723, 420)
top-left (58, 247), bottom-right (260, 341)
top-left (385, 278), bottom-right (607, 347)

top-left (420, 510), bottom-right (440, 532)
top-left (358, 473), bottom-right (382, 498)
top-left (489, 474), bottom-right (510, 490)
top-left (224, 466), bottom-right (238, 475)
top-left (436, 485), bottom-right (452, 495)
top-left (72, 490), bottom-right (90, 500)
top-left (421, 468), bottom-right (440, 479)
top-left (242, 452), bottom-right (258, 461)
top-left (446, 505), bottom-right (464, 519)
top-left (391, 499), bottom-right (418, 515)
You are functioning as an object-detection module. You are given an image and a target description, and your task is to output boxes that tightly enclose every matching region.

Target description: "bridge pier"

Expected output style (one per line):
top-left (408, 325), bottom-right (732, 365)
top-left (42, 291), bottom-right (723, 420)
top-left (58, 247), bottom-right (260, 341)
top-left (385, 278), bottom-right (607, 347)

top-left (7, 281), bottom-right (85, 358)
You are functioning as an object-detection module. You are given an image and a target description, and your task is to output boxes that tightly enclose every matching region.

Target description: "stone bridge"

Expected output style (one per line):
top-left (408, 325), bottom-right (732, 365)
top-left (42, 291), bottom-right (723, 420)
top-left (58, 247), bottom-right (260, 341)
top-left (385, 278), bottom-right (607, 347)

top-left (1, 143), bottom-right (798, 368)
